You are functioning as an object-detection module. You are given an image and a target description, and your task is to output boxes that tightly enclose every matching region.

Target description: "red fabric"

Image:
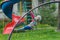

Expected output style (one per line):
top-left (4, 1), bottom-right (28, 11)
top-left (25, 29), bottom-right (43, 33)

top-left (12, 14), bottom-right (25, 23)
top-left (30, 11), bottom-right (35, 22)
top-left (3, 21), bottom-right (16, 34)
top-left (30, 11), bottom-right (35, 19)
top-left (3, 14), bottom-right (25, 34)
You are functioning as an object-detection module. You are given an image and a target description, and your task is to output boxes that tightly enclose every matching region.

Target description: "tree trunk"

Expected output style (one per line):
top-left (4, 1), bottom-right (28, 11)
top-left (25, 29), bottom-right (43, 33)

top-left (57, 2), bottom-right (60, 31)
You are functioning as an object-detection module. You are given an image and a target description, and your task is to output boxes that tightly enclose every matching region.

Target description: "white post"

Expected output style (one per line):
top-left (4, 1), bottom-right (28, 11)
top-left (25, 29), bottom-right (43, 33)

top-left (53, 0), bottom-right (60, 16)
top-left (13, 3), bottom-right (19, 15)
top-left (32, 0), bottom-right (39, 15)
top-left (53, 0), bottom-right (59, 16)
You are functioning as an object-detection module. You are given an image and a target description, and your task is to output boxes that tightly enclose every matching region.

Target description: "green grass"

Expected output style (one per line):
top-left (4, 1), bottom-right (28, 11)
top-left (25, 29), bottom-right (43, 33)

top-left (0, 24), bottom-right (60, 40)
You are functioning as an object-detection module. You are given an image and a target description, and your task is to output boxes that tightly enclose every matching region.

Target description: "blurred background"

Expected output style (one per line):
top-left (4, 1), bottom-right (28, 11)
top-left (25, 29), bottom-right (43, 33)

top-left (0, 0), bottom-right (60, 40)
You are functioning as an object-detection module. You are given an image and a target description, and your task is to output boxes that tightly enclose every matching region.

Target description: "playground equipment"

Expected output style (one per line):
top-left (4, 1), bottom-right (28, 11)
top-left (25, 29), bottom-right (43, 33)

top-left (1, 0), bottom-right (60, 40)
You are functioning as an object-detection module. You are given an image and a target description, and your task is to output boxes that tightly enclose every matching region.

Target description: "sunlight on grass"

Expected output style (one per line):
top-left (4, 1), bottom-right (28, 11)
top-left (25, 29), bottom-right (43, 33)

top-left (0, 34), bottom-right (8, 40)
top-left (11, 29), bottom-right (60, 40)
top-left (0, 24), bottom-right (60, 40)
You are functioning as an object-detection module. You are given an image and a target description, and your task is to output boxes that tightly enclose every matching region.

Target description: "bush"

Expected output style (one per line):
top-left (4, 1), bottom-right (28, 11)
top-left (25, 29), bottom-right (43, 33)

top-left (38, 3), bottom-right (57, 26)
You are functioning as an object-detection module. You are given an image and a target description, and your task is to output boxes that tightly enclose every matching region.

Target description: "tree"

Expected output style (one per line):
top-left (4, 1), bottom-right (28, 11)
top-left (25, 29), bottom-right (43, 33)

top-left (57, 2), bottom-right (60, 31)
top-left (0, 0), bottom-right (2, 3)
top-left (0, 0), bottom-right (2, 6)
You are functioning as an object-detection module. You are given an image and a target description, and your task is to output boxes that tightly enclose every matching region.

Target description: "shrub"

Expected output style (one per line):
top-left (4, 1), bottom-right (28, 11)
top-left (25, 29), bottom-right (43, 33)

top-left (38, 3), bottom-right (57, 26)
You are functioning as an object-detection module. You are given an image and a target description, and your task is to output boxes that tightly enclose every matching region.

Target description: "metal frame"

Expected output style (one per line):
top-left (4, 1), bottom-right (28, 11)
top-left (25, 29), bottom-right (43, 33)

top-left (8, 1), bottom-right (60, 40)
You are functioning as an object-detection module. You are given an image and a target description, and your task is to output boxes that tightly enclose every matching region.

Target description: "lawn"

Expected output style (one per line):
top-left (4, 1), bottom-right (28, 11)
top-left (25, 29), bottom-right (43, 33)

top-left (0, 24), bottom-right (60, 40)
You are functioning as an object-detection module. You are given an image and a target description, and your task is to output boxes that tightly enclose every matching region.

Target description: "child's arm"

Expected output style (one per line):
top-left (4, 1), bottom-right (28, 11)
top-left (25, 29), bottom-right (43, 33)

top-left (28, 21), bottom-right (37, 27)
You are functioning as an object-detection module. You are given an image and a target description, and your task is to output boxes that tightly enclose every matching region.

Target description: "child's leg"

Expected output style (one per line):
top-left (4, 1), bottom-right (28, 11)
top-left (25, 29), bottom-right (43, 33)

top-left (9, 0), bottom-right (20, 4)
top-left (23, 26), bottom-right (32, 30)
top-left (14, 25), bottom-right (32, 32)
top-left (1, 0), bottom-right (21, 19)
top-left (16, 26), bottom-right (32, 30)
top-left (1, 1), bottom-right (13, 19)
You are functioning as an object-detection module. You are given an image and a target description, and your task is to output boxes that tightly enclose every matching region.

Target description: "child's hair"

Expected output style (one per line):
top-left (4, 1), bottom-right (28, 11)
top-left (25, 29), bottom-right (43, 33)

top-left (34, 15), bottom-right (42, 21)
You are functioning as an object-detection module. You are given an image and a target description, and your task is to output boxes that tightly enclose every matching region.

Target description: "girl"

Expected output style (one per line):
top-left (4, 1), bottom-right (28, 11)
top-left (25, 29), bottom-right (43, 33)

top-left (14, 15), bottom-right (42, 31)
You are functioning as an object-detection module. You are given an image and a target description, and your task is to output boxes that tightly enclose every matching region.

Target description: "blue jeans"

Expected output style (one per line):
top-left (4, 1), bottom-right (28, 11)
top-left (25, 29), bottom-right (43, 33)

top-left (2, 1), bottom-right (13, 19)
top-left (24, 26), bottom-right (32, 30)
top-left (1, 0), bottom-right (21, 19)
top-left (9, 0), bottom-right (20, 4)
